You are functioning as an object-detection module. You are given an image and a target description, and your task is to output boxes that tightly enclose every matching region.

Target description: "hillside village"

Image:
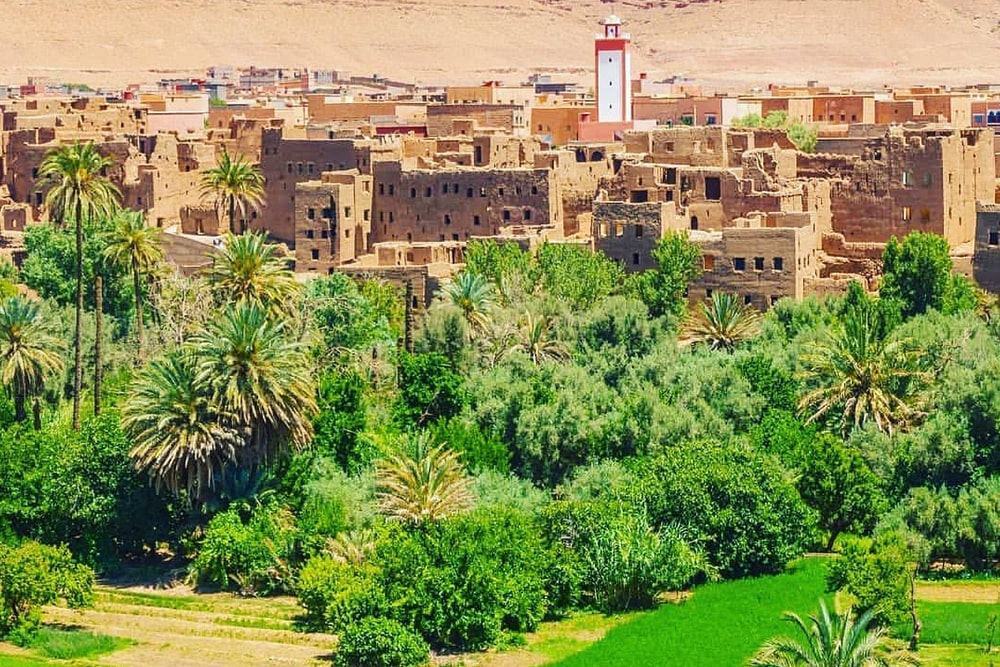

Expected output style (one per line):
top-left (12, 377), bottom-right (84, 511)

top-left (2, 16), bottom-right (1000, 313)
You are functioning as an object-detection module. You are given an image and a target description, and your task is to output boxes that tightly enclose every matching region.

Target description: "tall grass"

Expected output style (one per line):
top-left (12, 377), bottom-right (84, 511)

top-left (550, 557), bottom-right (831, 667)
top-left (28, 627), bottom-right (133, 660)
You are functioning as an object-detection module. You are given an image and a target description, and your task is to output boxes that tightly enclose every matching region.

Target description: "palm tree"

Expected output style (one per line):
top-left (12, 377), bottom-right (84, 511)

top-left (206, 231), bottom-right (299, 312)
top-left (190, 303), bottom-right (316, 465)
top-left (799, 307), bottom-right (930, 434)
top-left (376, 435), bottom-right (473, 525)
top-left (512, 311), bottom-right (569, 365)
top-left (0, 297), bottom-right (64, 426)
top-left (443, 272), bottom-right (495, 336)
top-left (102, 210), bottom-right (164, 354)
top-left (685, 292), bottom-right (760, 351)
top-left (39, 141), bottom-right (120, 429)
top-left (200, 150), bottom-right (265, 234)
top-left (751, 600), bottom-right (917, 667)
top-left (325, 529), bottom-right (378, 565)
top-left (123, 352), bottom-right (241, 500)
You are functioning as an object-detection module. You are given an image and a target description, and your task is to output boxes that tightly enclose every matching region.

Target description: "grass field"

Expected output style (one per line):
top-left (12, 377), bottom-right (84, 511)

top-left (548, 558), bottom-right (832, 667)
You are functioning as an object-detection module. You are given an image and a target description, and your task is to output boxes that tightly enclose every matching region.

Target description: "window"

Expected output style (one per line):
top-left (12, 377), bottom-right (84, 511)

top-left (690, 216), bottom-right (699, 230)
top-left (666, 191), bottom-right (674, 202)
top-left (307, 162), bottom-right (314, 174)
top-left (733, 257), bottom-right (746, 272)
top-left (305, 229), bottom-right (314, 239)
top-left (287, 162), bottom-right (293, 173)
top-left (442, 184), bottom-right (448, 195)
top-left (444, 214), bottom-right (451, 225)
top-left (770, 295), bottom-right (780, 307)
top-left (297, 162), bottom-right (303, 175)
top-left (473, 215), bottom-right (481, 226)
top-left (902, 171), bottom-right (911, 186)
top-left (705, 115), bottom-right (717, 126)
top-left (307, 208), bottom-right (315, 220)
top-left (523, 209), bottom-right (532, 221)
top-left (344, 207), bottom-right (352, 218)
top-left (379, 183), bottom-right (385, 195)
top-left (321, 228), bottom-right (329, 239)
top-left (480, 187), bottom-right (487, 197)
top-left (498, 187), bottom-right (504, 196)
top-left (453, 184), bottom-right (459, 194)
top-left (311, 249), bottom-right (319, 260)
top-left (388, 185), bottom-right (395, 196)
top-left (754, 257), bottom-right (764, 271)
top-left (452, 233), bottom-right (460, 241)
top-left (363, 209), bottom-right (370, 221)
top-left (666, 141), bottom-right (675, 152)
top-left (466, 187), bottom-right (474, 198)
top-left (705, 176), bottom-right (721, 201)
top-left (410, 187), bottom-right (417, 198)
top-left (632, 252), bottom-right (640, 265)
top-left (744, 294), bottom-right (753, 305)
top-left (664, 168), bottom-right (677, 185)
top-left (772, 256), bottom-right (784, 271)
top-left (379, 211), bottom-right (384, 222)
top-left (703, 255), bottom-right (715, 271)
top-left (902, 206), bottom-right (912, 222)
top-left (635, 225), bottom-right (643, 238)
top-left (425, 187), bottom-right (432, 197)
top-left (531, 185), bottom-right (538, 195)
top-left (389, 212), bottom-right (394, 223)
top-left (706, 289), bottom-right (713, 299)
top-left (503, 210), bottom-right (511, 222)
top-left (990, 230), bottom-right (1000, 246)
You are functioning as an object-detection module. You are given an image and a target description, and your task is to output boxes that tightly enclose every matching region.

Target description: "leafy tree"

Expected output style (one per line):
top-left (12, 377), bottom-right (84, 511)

top-left (826, 531), bottom-right (915, 628)
top-left (101, 210), bottom-right (164, 353)
top-left (881, 232), bottom-right (968, 318)
top-left (206, 232), bottom-right (298, 313)
top-left (535, 243), bottom-right (624, 310)
top-left (297, 556), bottom-right (386, 632)
top-left (463, 239), bottom-right (535, 302)
top-left (787, 121), bottom-right (818, 153)
top-left (443, 271), bottom-right (495, 336)
top-left (199, 150), bottom-right (265, 234)
top-left (312, 370), bottom-right (369, 473)
top-left (37, 141), bottom-right (120, 429)
top-left (795, 434), bottom-right (887, 551)
top-left (635, 441), bottom-right (813, 578)
top-left (307, 272), bottom-right (400, 357)
top-left (0, 296), bottom-right (64, 424)
top-left (0, 541), bottom-right (94, 640)
top-left (376, 436), bottom-right (473, 525)
top-left (751, 600), bottom-right (917, 667)
top-left (686, 292), bottom-right (761, 351)
top-left (393, 352), bottom-right (465, 428)
top-left (630, 231), bottom-right (702, 319)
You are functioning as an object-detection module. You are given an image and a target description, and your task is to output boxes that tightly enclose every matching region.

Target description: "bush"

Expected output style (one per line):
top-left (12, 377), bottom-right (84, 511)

top-left (296, 556), bottom-right (386, 633)
top-left (335, 617), bottom-right (429, 667)
top-left (393, 352), bottom-right (465, 428)
top-left (826, 531), bottom-right (913, 626)
top-left (376, 508), bottom-right (549, 651)
top-left (189, 502), bottom-right (297, 595)
top-left (0, 541), bottom-right (94, 640)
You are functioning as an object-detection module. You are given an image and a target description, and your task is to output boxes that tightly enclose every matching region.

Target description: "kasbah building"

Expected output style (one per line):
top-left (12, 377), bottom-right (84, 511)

top-left (3, 15), bottom-right (1000, 314)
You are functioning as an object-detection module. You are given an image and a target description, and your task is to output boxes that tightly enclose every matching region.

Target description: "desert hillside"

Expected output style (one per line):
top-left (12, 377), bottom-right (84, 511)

top-left (4, 0), bottom-right (1000, 88)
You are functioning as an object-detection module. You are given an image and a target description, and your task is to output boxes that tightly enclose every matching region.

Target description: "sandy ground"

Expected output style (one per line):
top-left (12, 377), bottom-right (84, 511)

top-left (2, 0), bottom-right (1000, 90)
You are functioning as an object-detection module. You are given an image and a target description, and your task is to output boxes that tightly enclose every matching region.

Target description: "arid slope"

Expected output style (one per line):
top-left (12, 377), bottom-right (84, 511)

top-left (3, 0), bottom-right (1000, 88)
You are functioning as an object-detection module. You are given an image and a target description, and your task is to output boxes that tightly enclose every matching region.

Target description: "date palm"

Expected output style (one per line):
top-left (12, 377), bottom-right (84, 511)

top-left (206, 231), bottom-right (299, 313)
top-left (0, 296), bottom-right (64, 426)
top-left (799, 307), bottom-right (930, 434)
top-left (39, 141), bottom-right (120, 429)
top-left (751, 600), bottom-right (917, 667)
top-left (376, 435), bottom-right (473, 525)
top-left (190, 303), bottom-right (316, 465)
top-left (685, 292), bottom-right (760, 352)
top-left (123, 352), bottom-right (241, 499)
top-left (200, 150), bottom-right (265, 234)
top-left (443, 271), bottom-right (495, 336)
top-left (102, 210), bottom-right (164, 354)
top-left (512, 310), bottom-right (569, 365)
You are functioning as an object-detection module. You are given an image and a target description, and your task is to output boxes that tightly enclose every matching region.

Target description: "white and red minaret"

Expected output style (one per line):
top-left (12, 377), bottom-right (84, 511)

top-left (595, 15), bottom-right (632, 124)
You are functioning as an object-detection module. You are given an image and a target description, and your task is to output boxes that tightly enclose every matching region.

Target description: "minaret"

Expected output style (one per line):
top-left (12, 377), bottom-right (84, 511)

top-left (595, 14), bottom-right (632, 124)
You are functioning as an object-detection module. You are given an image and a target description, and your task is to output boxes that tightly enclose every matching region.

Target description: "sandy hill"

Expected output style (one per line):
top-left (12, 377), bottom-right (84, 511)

top-left (4, 0), bottom-right (1000, 89)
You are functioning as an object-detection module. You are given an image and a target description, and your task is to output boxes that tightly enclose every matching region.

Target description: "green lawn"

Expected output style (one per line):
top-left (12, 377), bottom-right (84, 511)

top-left (550, 558), bottom-right (832, 667)
top-left (890, 601), bottom-right (1000, 646)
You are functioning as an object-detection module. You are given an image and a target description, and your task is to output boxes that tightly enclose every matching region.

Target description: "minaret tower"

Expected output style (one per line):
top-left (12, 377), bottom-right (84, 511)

top-left (595, 14), bottom-right (632, 123)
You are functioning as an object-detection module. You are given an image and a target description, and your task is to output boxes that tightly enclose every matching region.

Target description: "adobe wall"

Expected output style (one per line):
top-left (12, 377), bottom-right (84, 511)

top-left (426, 105), bottom-right (519, 137)
top-left (259, 127), bottom-right (374, 244)
top-left (973, 203), bottom-right (1000, 293)
top-left (293, 171), bottom-right (373, 274)
top-left (370, 162), bottom-right (560, 244)
top-left (624, 126), bottom-right (748, 168)
top-left (592, 201), bottom-right (680, 271)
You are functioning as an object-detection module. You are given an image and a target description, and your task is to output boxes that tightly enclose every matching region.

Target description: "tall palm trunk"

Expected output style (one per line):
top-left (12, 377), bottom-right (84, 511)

top-left (72, 199), bottom-right (83, 430)
top-left (13, 382), bottom-right (26, 423)
top-left (94, 275), bottom-right (103, 417)
top-left (133, 256), bottom-right (144, 354)
top-left (228, 197), bottom-right (237, 235)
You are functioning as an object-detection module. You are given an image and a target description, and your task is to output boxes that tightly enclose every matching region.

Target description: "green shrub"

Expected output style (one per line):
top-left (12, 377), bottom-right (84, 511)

top-left (826, 531), bottom-right (912, 626)
top-left (0, 541), bottom-right (94, 640)
top-left (296, 556), bottom-right (386, 633)
top-left (335, 617), bottom-right (429, 667)
top-left (376, 508), bottom-right (549, 651)
top-left (189, 502), bottom-right (297, 595)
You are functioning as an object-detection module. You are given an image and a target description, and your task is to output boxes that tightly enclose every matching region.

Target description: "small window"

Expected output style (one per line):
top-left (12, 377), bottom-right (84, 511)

top-left (664, 168), bottom-right (677, 185)
top-left (705, 177), bottom-right (721, 201)
top-left (379, 183), bottom-right (385, 195)
top-left (635, 225), bottom-right (643, 238)
top-left (425, 187), bottom-right (432, 197)
top-left (703, 255), bottom-right (715, 271)
top-left (480, 187), bottom-right (487, 197)
top-left (523, 209), bottom-right (532, 221)
top-left (666, 142), bottom-right (675, 151)
top-left (473, 215), bottom-right (481, 226)
top-left (690, 216), bottom-right (699, 230)
top-left (389, 185), bottom-right (395, 196)
top-left (444, 214), bottom-right (451, 225)
top-left (311, 249), bottom-right (319, 260)
top-left (733, 257), bottom-right (746, 271)
top-left (744, 294), bottom-right (753, 305)
top-left (287, 162), bottom-right (293, 173)
top-left (754, 257), bottom-right (764, 271)
top-left (503, 210), bottom-right (511, 222)
top-left (453, 184), bottom-right (460, 194)
top-left (307, 162), bottom-right (314, 174)
top-left (902, 206), bottom-right (912, 222)
top-left (466, 187), bottom-right (474, 198)
top-left (452, 233), bottom-right (460, 241)
top-left (770, 295), bottom-right (780, 307)
top-left (632, 252), bottom-right (640, 265)
top-left (344, 207), bottom-right (352, 218)
top-left (389, 212), bottom-right (395, 223)
top-left (990, 230), bottom-right (1000, 246)
top-left (307, 208), bottom-right (315, 220)
top-left (498, 187), bottom-right (505, 196)
top-left (363, 209), bottom-right (370, 221)
top-left (902, 171), bottom-right (911, 186)
top-left (410, 187), bottom-right (417, 198)
top-left (773, 257), bottom-right (784, 271)
top-left (305, 229), bottom-right (315, 239)
top-left (706, 289), bottom-right (713, 299)
top-left (441, 184), bottom-right (448, 195)
top-left (531, 185), bottom-right (538, 195)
